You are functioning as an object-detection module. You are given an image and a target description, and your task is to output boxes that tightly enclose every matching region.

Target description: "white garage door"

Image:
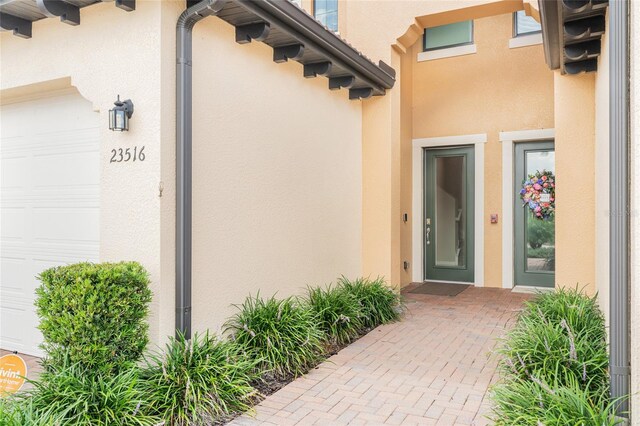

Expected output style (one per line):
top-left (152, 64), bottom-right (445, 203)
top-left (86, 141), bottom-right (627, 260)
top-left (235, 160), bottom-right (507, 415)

top-left (0, 91), bottom-right (100, 356)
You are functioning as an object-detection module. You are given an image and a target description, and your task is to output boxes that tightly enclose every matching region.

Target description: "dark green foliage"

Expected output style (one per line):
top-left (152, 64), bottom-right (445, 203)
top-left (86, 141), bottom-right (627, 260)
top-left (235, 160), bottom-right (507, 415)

top-left (35, 262), bottom-right (152, 375)
top-left (140, 332), bottom-right (259, 425)
top-left (2, 362), bottom-right (161, 426)
top-left (224, 295), bottom-right (325, 380)
top-left (492, 373), bottom-right (622, 426)
top-left (337, 277), bottom-right (403, 329)
top-left (491, 287), bottom-right (620, 424)
top-left (306, 285), bottom-right (364, 346)
top-left (0, 396), bottom-right (65, 426)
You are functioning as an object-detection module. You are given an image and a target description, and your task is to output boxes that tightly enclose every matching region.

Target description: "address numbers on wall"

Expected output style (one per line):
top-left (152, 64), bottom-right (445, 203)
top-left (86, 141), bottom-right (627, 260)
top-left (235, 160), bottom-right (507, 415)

top-left (110, 146), bottom-right (146, 163)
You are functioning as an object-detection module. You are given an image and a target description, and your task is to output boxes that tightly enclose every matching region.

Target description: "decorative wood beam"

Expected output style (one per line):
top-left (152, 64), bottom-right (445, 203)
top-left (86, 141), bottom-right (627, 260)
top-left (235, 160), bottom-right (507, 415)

top-left (303, 61), bottom-right (331, 78)
top-left (564, 58), bottom-right (597, 74)
top-left (349, 87), bottom-right (373, 100)
top-left (0, 13), bottom-right (32, 38)
top-left (273, 43), bottom-right (304, 63)
top-left (235, 22), bottom-right (270, 44)
top-left (565, 40), bottom-right (601, 61)
top-left (36, 0), bottom-right (80, 25)
top-left (328, 76), bottom-right (355, 90)
top-left (116, 0), bottom-right (135, 12)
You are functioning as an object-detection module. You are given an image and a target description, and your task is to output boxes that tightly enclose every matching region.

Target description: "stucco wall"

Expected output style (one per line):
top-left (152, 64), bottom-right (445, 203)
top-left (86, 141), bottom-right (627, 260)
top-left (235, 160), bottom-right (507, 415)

top-left (553, 72), bottom-right (596, 293)
top-left (0, 2), bottom-right (172, 345)
top-left (409, 13), bottom-right (555, 288)
top-left (189, 17), bottom-right (363, 333)
top-left (630, 0), bottom-right (640, 420)
top-left (1, 0), bottom-right (363, 345)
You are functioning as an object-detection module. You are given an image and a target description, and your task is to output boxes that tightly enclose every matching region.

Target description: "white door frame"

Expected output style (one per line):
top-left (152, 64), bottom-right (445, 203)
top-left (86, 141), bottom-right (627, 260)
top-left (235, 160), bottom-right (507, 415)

top-left (412, 133), bottom-right (487, 286)
top-left (499, 128), bottom-right (555, 289)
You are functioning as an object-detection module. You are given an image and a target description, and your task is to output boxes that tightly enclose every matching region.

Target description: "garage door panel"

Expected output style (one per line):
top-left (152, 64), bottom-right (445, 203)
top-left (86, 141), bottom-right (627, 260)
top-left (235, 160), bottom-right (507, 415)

top-left (33, 152), bottom-right (99, 187)
top-left (0, 257), bottom-right (28, 294)
top-left (32, 207), bottom-right (99, 242)
top-left (0, 207), bottom-right (26, 239)
top-left (0, 91), bottom-right (100, 356)
top-left (1, 156), bottom-right (28, 189)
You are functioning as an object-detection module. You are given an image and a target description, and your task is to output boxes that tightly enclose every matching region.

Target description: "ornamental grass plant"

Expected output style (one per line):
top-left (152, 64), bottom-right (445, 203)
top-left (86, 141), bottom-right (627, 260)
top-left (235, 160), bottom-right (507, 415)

top-left (140, 332), bottom-right (259, 425)
top-left (305, 284), bottom-right (365, 346)
top-left (224, 295), bottom-right (325, 381)
top-left (337, 276), bottom-right (403, 329)
top-left (2, 361), bottom-right (161, 426)
top-left (491, 287), bottom-right (621, 425)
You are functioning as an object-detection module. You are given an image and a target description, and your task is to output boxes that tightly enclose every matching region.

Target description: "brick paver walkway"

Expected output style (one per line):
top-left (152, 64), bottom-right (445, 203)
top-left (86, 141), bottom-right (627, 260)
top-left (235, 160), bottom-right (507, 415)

top-left (230, 286), bottom-right (530, 426)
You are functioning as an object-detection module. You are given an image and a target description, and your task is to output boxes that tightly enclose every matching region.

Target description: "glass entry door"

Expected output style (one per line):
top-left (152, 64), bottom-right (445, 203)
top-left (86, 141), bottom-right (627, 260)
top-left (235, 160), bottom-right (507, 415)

top-left (424, 147), bottom-right (474, 283)
top-left (514, 142), bottom-right (555, 287)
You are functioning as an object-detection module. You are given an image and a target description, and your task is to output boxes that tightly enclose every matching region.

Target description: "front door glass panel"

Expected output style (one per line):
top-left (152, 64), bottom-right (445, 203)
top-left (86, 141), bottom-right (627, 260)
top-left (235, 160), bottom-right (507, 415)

top-left (514, 141), bottom-right (555, 287)
top-left (435, 156), bottom-right (466, 268)
top-left (424, 146), bottom-right (474, 283)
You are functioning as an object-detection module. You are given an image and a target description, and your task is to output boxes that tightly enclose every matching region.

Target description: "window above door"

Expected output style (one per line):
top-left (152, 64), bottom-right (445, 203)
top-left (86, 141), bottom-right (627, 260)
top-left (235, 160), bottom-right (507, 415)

top-left (513, 10), bottom-right (541, 37)
top-left (509, 11), bottom-right (543, 49)
top-left (418, 21), bottom-right (476, 62)
top-left (314, 0), bottom-right (338, 32)
top-left (423, 21), bottom-right (474, 51)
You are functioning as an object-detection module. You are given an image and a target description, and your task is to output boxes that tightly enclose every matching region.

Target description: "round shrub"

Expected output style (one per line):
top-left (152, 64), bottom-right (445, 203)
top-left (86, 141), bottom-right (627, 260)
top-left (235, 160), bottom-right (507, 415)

top-left (224, 295), bottom-right (325, 381)
top-left (35, 262), bottom-right (152, 375)
top-left (140, 332), bottom-right (259, 425)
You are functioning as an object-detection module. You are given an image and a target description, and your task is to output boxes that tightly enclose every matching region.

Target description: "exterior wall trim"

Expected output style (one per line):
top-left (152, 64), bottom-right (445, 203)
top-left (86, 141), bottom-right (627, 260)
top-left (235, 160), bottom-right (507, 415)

top-left (417, 44), bottom-right (477, 62)
top-left (411, 133), bottom-right (487, 286)
top-left (508, 33), bottom-right (543, 49)
top-left (499, 128), bottom-right (555, 289)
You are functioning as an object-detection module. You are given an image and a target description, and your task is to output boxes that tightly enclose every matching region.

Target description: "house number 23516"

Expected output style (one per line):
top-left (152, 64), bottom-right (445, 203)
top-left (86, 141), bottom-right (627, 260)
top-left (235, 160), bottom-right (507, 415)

top-left (110, 146), bottom-right (145, 163)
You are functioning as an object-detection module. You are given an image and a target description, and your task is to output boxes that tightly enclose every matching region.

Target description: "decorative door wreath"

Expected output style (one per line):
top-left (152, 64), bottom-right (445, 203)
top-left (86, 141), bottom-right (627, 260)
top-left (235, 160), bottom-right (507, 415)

top-left (520, 170), bottom-right (555, 220)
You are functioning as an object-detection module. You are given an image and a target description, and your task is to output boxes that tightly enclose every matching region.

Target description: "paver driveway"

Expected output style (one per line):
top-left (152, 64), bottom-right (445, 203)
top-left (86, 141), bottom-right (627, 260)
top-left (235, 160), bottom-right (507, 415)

top-left (231, 286), bottom-right (530, 425)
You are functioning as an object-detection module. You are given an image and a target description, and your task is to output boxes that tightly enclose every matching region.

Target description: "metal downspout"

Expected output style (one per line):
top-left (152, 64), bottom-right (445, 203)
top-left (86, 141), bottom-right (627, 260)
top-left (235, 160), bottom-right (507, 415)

top-left (609, 0), bottom-right (630, 418)
top-left (176, 0), bottom-right (226, 338)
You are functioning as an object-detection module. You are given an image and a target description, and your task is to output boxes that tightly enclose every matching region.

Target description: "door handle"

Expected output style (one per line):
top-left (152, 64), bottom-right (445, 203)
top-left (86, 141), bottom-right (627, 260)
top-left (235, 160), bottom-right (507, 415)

top-left (426, 226), bottom-right (431, 245)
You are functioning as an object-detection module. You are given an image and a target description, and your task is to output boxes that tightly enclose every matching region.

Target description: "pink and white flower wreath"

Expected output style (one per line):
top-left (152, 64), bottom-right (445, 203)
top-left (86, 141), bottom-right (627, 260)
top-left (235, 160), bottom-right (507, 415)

top-left (520, 170), bottom-right (555, 220)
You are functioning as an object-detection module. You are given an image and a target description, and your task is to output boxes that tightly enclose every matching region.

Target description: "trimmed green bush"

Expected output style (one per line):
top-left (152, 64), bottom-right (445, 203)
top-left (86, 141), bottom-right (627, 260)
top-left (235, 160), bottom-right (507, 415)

top-left (491, 287), bottom-right (617, 424)
top-left (140, 332), bottom-right (259, 425)
top-left (36, 262), bottom-right (152, 375)
top-left (224, 295), bottom-right (325, 380)
top-left (338, 277), bottom-right (403, 329)
top-left (4, 362), bottom-right (160, 426)
top-left (306, 285), bottom-right (364, 346)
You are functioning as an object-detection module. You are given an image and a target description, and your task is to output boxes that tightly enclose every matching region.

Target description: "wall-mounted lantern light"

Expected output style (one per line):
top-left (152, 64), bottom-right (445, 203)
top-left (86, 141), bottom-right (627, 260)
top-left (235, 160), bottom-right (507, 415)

top-left (109, 96), bottom-right (134, 131)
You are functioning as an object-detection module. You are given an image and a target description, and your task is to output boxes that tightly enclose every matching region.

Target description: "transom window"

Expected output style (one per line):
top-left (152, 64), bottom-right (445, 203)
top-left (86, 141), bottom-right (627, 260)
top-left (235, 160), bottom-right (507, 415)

top-left (513, 10), bottom-right (542, 36)
top-left (314, 0), bottom-right (338, 32)
top-left (423, 21), bottom-right (474, 51)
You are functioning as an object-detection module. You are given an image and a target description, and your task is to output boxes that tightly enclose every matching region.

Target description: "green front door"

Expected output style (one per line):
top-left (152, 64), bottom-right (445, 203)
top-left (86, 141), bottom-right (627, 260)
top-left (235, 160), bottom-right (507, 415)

top-left (424, 147), bottom-right (474, 283)
top-left (514, 141), bottom-right (555, 287)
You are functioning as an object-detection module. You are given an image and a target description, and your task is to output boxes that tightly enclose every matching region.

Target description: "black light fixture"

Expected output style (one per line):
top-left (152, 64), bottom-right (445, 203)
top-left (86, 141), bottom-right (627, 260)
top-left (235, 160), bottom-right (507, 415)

top-left (109, 95), bottom-right (134, 131)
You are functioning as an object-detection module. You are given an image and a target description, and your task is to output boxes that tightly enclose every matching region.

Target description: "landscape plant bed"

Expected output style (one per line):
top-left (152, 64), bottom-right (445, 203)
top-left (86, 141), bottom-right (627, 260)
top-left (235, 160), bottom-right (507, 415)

top-left (490, 287), bottom-right (624, 425)
top-left (0, 268), bottom-right (403, 426)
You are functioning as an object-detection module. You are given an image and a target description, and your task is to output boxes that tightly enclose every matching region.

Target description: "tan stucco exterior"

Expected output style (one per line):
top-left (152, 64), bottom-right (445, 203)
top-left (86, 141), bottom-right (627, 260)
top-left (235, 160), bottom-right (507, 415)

top-left (0, 0), bottom-right (621, 359)
top-left (189, 15), bottom-right (363, 332)
top-left (1, 1), bottom-right (173, 344)
top-left (408, 13), bottom-right (554, 288)
top-left (553, 72), bottom-right (596, 294)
